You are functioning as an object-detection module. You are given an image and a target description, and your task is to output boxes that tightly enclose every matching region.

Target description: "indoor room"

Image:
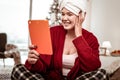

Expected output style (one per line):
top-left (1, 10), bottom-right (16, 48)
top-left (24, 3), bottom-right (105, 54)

top-left (0, 0), bottom-right (120, 79)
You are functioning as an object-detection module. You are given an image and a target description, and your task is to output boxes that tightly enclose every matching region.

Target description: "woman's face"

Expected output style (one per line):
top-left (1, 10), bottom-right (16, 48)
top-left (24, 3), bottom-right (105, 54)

top-left (61, 8), bottom-right (77, 30)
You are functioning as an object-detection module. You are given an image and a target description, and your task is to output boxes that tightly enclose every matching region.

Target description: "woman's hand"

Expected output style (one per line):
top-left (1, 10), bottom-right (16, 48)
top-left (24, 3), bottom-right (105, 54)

top-left (27, 45), bottom-right (40, 64)
top-left (75, 12), bottom-right (86, 37)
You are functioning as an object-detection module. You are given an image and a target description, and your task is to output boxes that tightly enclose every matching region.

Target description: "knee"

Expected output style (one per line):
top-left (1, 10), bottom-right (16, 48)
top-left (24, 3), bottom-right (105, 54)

top-left (11, 64), bottom-right (25, 80)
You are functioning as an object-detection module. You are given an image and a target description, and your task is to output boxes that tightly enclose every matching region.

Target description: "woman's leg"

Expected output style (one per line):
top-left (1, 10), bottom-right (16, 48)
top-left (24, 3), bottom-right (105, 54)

top-left (11, 64), bottom-right (44, 80)
top-left (75, 68), bottom-right (109, 80)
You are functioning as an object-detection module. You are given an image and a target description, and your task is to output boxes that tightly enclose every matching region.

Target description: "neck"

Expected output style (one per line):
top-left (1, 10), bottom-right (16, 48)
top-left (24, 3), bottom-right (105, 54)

top-left (66, 29), bottom-right (76, 39)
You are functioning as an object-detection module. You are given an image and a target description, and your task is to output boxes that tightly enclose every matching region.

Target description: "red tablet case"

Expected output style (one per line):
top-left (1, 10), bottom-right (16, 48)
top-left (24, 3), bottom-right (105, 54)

top-left (28, 20), bottom-right (53, 55)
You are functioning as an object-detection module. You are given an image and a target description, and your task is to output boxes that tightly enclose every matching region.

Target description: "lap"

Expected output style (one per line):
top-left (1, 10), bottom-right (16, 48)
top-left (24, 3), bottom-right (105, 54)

top-left (11, 64), bottom-right (44, 80)
top-left (76, 68), bottom-right (109, 80)
top-left (11, 64), bottom-right (109, 80)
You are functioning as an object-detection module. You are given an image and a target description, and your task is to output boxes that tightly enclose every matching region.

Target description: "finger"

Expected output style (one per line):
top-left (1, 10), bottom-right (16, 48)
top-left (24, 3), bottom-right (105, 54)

top-left (75, 16), bottom-right (79, 25)
top-left (28, 58), bottom-right (38, 64)
top-left (79, 12), bottom-right (85, 23)
top-left (29, 45), bottom-right (37, 50)
top-left (78, 13), bottom-right (83, 23)
top-left (28, 53), bottom-right (39, 60)
top-left (29, 50), bottom-right (40, 57)
top-left (28, 50), bottom-right (39, 59)
top-left (29, 45), bottom-right (34, 49)
top-left (32, 50), bottom-right (40, 57)
top-left (28, 52), bottom-right (39, 59)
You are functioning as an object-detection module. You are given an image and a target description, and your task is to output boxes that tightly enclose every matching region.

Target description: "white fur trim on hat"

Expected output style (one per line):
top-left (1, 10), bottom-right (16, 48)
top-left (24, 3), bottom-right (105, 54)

top-left (59, 0), bottom-right (86, 15)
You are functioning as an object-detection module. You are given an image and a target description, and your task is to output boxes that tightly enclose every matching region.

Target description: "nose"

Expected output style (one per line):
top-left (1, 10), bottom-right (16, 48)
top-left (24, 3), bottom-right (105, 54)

top-left (62, 15), bottom-right (68, 20)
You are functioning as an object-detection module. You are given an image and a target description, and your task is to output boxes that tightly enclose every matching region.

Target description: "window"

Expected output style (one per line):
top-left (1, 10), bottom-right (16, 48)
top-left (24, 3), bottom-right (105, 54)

top-left (0, 0), bottom-right (53, 65)
top-left (0, 0), bottom-right (29, 50)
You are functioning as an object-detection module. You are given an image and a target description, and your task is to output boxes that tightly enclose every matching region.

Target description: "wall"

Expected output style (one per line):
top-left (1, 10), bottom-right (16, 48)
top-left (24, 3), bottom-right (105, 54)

top-left (83, 0), bottom-right (91, 30)
top-left (90, 0), bottom-right (120, 51)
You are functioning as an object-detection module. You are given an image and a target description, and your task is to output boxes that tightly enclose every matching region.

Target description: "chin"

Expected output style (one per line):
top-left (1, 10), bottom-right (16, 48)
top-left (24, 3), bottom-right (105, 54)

top-left (63, 25), bottom-right (74, 30)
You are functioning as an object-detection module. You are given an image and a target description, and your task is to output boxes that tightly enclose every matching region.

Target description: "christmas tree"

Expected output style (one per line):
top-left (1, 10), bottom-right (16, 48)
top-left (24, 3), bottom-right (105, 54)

top-left (46, 0), bottom-right (61, 26)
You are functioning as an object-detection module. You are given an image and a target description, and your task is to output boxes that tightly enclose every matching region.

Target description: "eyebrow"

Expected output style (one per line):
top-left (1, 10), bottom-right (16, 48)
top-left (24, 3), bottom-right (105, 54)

top-left (61, 11), bottom-right (73, 14)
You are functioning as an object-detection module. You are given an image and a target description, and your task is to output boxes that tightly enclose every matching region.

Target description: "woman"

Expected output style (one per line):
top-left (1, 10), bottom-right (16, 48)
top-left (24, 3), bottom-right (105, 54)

top-left (11, 0), bottom-right (108, 80)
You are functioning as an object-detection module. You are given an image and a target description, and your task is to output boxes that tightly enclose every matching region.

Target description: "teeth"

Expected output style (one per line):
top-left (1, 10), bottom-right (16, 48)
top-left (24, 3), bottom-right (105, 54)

top-left (64, 23), bottom-right (69, 25)
top-left (64, 22), bottom-right (70, 24)
top-left (66, 21), bottom-right (70, 23)
top-left (63, 20), bottom-right (70, 23)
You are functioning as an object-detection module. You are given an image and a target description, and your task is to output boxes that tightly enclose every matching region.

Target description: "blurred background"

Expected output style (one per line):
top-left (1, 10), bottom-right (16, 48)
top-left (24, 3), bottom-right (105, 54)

top-left (0, 0), bottom-right (120, 66)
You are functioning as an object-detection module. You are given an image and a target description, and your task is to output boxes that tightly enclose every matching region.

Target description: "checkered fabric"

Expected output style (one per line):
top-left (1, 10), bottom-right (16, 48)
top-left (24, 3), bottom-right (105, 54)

top-left (11, 64), bottom-right (109, 80)
top-left (75, 69), bottom-right (109, 80)
top-left (11, 64), bottom-right (44, 80)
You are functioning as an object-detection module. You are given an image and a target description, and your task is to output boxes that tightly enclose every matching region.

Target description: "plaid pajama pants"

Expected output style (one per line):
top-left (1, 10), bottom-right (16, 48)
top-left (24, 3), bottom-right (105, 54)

top-left (11, 64), bottom-right (109, 80)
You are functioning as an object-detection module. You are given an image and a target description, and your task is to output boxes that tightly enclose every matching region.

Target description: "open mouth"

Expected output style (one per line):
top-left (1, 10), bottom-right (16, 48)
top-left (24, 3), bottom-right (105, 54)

top-left (62, 20), bottom-right (71, 26)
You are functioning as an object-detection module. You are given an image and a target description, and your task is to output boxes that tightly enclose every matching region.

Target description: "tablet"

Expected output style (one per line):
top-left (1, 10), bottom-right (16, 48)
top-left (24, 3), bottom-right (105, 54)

top-left (28, 20), bottom-right (53, 55)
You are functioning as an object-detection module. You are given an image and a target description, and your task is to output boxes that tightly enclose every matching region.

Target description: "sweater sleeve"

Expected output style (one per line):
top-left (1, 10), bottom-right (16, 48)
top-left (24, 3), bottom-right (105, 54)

top-left (72, 35), bottom-right (101, 72)
top-left (24, 55), bottom-right (51, 73)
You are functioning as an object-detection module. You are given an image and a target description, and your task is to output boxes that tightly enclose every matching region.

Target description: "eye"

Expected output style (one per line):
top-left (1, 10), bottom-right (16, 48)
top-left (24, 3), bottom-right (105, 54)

top-left (67, 12), bottom-right (73, 16)
top-left (61, 12), bottom-right (65, 16)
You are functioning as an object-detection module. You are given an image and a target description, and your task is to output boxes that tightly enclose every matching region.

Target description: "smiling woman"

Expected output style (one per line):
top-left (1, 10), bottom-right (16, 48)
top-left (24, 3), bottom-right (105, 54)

top-left (11, 0), bottom-right (109, 80)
